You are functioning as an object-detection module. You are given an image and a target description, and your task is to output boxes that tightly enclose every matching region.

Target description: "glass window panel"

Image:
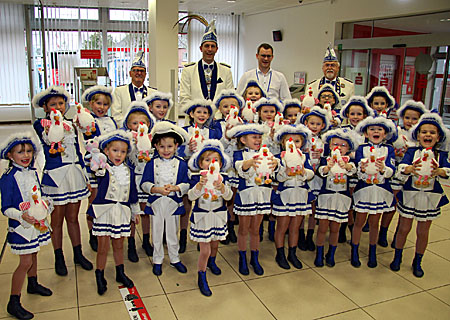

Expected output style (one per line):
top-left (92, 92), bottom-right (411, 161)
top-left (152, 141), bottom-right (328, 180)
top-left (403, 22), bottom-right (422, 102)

top-left (109, 9), bottom-right (147, 21)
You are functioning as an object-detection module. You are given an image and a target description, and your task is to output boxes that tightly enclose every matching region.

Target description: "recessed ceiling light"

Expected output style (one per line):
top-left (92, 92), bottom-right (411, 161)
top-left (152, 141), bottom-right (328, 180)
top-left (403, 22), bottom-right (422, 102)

top-left (212, 7), bottom-right (219, 9)
top-left (227, 0), bottom-right (236, 3)
top-left (439, 18), bottom-right (450, 22)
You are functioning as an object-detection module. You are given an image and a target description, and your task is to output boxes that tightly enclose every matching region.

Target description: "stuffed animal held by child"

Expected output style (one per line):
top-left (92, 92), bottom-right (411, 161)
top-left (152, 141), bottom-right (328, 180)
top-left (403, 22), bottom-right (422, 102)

top-left (200, 158), bottom-right (223, 201)
top-left (241, 99), bottom-right (257, 123)
top-left (272, 112), bottom-right (290, 131)
top-left (73, 103), bottom-right (96, 136)
top-left (300, 87), bottom-right (318, 113)
top-left (132, 122), bottom-right (152, 162)
top-left (85, 137), bottom-right (109, 175)
top-left (328, 146), bottom-right (350, 184)
top-left (19, 185), bottom-right (51, 232)
top-left (281, 137), bottom-right (305, 176)
top-left (413, 147), bottom-right (438, 187)
top-left (225, 105), bottom-right (243, 128)
top-left (254, 144), bottom-right (275, 185)
top-left (190, 123), bottom-right (204, 153)
top-left (40, 108), bottom-right (72, 154)
top-left (361, 146), bottom-right (385, 184)
top-left (393, 129), bottom-right (408, 158)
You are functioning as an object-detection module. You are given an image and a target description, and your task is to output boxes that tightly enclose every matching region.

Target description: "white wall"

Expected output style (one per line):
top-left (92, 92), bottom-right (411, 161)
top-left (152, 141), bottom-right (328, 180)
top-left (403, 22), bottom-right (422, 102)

top-left (240, 0), bottom-right (450, 86)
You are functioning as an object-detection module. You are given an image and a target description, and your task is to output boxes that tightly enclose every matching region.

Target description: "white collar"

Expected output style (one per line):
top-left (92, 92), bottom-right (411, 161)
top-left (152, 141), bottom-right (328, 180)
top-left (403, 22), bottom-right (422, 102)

top-left (257, 67), bottom-right (272, 75)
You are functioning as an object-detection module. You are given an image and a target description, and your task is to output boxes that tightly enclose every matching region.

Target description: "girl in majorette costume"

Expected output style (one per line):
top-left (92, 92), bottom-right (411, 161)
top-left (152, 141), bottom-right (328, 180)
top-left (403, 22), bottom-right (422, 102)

top-left (188, 140), bottom-right (233, 296)
top-left (241, 79), bottom-right (267, 105)
top-left (365, 85), bottom-right (396, 119)
top-left (0, 133), bottom-right (53, 319)
top-left (296, 106), bottom-right (331, 252)
top-left (350, 116), bottom-right (397, 268)
top-left (144, 91), bottom-right (176, 123)
top-left (272, 124), bottom-right (314, 270)
top-left (382, 100), bottom-right (427, 249)
top-left (212, 89), bottom-right (245, 244)
top-left (316, 84), bottom-right (341, 127)
top-left (283, 99), bottom-right (302, 125)
top-left (87, 130), bottom-right (141, 295)
top-left (390, 112), bottom-right (450, 278)
top-left (314, 128), bottom-right (357, 268)
top-left (227, 123), bottom-right (278, 276)
top-left (32, 86), bottom-right (93, 276)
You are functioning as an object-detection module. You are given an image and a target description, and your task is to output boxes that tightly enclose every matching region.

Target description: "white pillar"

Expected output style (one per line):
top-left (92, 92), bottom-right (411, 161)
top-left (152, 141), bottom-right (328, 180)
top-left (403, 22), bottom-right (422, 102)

top-left (148, 0), bottom-right (179, 121)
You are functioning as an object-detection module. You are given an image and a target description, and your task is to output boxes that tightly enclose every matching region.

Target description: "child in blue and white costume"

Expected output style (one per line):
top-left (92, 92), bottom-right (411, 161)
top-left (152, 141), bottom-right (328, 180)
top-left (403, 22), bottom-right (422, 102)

top-left (390, 113), bottom-right (450, 278)
top-left (122, 101), bottom-right (156, 262)
top-left (87, 130), bottom-right (140, 295)
top-left (188, 140), bottom-right (233, 296)
top-left (297, 106), bottom-right (331, 251)
top-left (351, 116), bottom-right (397, 268)
top-left (32, 86), bottom-right (93, 276)
top-left (365, 86), bottom-right (396, 119)
top-left (314, 128), bottom-right (357, 268)
top-left (0, 133), bottom-right (53, 319)
top-left (272, 124), bottom-right (314, 270)
top-left (228, 123), bottom-right (278, 276)
top-left (317, 84), bottom-right (341, 127)
top-left (141, 122), bottom-right (190, 276)
top-left (252, 97), bottom-right (284, 155)
top-left (144, 91), bottom-right (175, 123)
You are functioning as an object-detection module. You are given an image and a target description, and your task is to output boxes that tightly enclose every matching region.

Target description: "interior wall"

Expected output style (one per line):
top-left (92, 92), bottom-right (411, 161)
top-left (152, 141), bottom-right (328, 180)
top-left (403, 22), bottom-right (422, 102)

top-left (240, 0), bottom-right (450, 87)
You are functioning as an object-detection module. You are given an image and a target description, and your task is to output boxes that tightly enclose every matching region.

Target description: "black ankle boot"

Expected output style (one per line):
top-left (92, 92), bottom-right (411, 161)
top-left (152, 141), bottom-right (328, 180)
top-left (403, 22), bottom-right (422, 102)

top-left (54, 248), bottom-right (68, 276)
top-left (142, 233), bottom-right (153, 257)
top-left (228, 220), bottom-right (237, 243)
top-left (298, 229), bottom-right (307, 251)
top-left (127, 237), bottom-right (139, 262)
top-left (95, 269), bottom-right (107, 295)
top-left (27, 276), bottom-right (52, 296)
top-left (179, 229), bottom-right (187, 253)
top-left (268, 221), bottom-right (275, 242)
top-left (116, 264), bottom-right (134, 288)
top-left (306, 229), bottom-right (316, 251)
top-left (378, 226), bottom-right (388, 247)
top-left (275, 247), bottom-right (290, 269)
top-left (89, 229), bottom-right (98, 252)
top-left (259, 223), bottom-right (264, 242)
top-left (7, 295), bottom-right (33, 320)
top-left (338, 222), bottom-right (347, 243)
top-left (73, 245), bottom-right (93, 270)
top-left (287, 246), bottom-right (303, 269)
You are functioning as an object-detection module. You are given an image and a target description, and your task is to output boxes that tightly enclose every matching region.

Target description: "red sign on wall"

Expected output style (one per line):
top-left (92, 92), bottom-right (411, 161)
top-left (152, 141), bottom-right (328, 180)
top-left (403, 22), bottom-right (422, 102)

top-left (80, 49), bottom-right (101, 59)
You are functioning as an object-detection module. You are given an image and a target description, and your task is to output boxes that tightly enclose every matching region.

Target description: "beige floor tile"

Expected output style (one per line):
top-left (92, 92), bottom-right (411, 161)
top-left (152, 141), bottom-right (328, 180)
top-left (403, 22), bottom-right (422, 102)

top-left (156, 249), bottom-right (241, 294)
top-left (33, 307), bottom-right (79, 320)
top-left (167, 282), bottom-right (274, 320)
top-left (364, 292), bottom-right (450, 320)
top-left (428, 284), bottom-right (450, 306)
top-left (246, 269), bottom-right (358, 320)
top-left (428, 239), bottom-right (450, 261)
top-left (320, 308), bottom-right (373, 320)
top-left (434, 211), bottom-right (450, 231)
top-left (377, 248), bottom-right (450, 290)
top-left (141, 295), bottom-right (177, 320)
top-left (314, 259), bottom-right (421, 307)
top-left (401, 221), bottom-right (450, 245)
top-left (79, 300), bottom-right (131, 320)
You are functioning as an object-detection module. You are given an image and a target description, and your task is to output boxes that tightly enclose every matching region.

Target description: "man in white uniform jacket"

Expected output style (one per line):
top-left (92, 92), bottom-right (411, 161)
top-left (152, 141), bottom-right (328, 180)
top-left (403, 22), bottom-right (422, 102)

top-left (237, 43), bottom-right (291, 101)
top-left (179, 20), bottom-right (234, 110)
top-left (308, 45), bottom-right (354, 110)
top-left (111, 51), bottom-right (156, 124)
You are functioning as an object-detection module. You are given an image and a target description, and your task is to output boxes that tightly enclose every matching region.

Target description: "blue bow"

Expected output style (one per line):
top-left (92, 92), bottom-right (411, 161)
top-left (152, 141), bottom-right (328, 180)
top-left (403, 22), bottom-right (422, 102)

top-left (325, 79), bottom-right (336, 86)
top-left (203, 64), bottom-right (213, 70)
top-left (134, 87), bottom-right (144, 93)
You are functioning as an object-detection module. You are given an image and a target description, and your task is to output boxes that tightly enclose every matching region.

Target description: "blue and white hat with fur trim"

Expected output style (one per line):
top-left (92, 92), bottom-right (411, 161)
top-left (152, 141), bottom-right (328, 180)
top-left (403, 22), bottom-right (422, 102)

top-left (180, 99), bottom-right (216, 121)
top-left (213, 89), bottom-right (245, 109)
top-left (144, 91), bottom-right (174, 110)
top-left (240, 79), bottom-right (267, 98)
top-left (188, 139), bottom-right (231, 172)
top-left (150, 121), bottom-right (189, 146)
top-left (122, 101), bottom-right (156, 130)
top-left (298, 106), bottom-right (331, 133)
top-left (340, 96), bottom-right (374, 119)
top-left (397, 100), bottom-right (428, 118)
top-left (274, 124), bottom-right (312, 148)
top-left (98, 130), bottom-right (133, 152)
top-left (227, 123), bottom-right (269, 139)
top-left (283, 99), bottom-right (302, 111)
top-left (410, 112), bottom-right (449, 144)
top-left (32, 86), bottom-right (71, 109)
top-left (365, 86), bottom-right (395, 109)
top-left (253, 97), bottom-right (283, 113)
top-left (82, 85), bottom-right (113, 103)
top-left (317, 84), bottom-right (340, 104)
top-left (0, 132), bottom-right (40, 160)
top-left (355, 116), bottom-right (397, 142)
top-left (322, 127), bottom-right (358, 152)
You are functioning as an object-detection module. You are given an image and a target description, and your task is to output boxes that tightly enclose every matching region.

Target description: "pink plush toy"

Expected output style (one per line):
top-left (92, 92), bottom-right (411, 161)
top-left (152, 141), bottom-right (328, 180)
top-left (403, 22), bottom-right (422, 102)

top-left (85, 137), bottom-right (109, 175)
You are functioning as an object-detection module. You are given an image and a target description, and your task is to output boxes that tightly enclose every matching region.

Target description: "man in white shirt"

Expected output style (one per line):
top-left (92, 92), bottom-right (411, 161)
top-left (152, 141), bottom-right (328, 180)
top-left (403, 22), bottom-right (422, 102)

top-left (179, 20), bottom-right (234, 110)
top-left (111, 51), bottom-right (156, 124)
top-left (237, 43), bottom-right (291, 101)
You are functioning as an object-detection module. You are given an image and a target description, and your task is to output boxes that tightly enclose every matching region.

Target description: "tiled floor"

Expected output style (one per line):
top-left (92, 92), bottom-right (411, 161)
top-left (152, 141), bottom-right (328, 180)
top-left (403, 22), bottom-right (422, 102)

top-left (1, 124), bottom-right (450, 319)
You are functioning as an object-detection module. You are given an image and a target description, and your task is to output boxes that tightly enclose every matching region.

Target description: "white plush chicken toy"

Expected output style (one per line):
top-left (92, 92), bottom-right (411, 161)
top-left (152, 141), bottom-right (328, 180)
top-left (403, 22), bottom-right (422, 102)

top-left (133, 122), bottom-right (152, 162)
top-left (19, 185), bottom-right (51, 232)
top-left (362, 146), bottom-right (385, 184)
top-left (323, 102), bottom-right (337, 121)
top-left (225, 105), bottom-right (243, 127)
top-left (241, 99), bottom-right (257, 123)
top-left (73, 103), bottom-right (96, 136)
top-left (393, 128), bottom-right (408, 159)
top-left (254, 144), bottom-right (275, 185)
top-left (328, 147), bottom-right (350, 184)
top-left (40, 108), bottom-right (71, 154)
top-left (309, 137), bottom-right (324, 170)
top-left (281, 137), bottom-right (305, 176)
top-left (413, 147), bottom-right (437, 187)
top-left (301, 87), bottom-right (317, 113)
top-left (190, 123), bottom-right (204, 153)
top-left (273, 112), bottom-right (290, 131)
top-left (200, 158), bottom-right (222, 201)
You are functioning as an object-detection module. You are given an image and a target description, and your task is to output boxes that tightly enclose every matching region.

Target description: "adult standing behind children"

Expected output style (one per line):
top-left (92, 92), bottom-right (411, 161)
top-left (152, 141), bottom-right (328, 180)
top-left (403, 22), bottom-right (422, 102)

top-left (309, 45), bottom-right (354, 109)
top-left (237, 43), bottom-right (291, 101)
top-left (111, 51), bottom-right (157, 123)
top-left (179, 20), bottom-right (234, 110)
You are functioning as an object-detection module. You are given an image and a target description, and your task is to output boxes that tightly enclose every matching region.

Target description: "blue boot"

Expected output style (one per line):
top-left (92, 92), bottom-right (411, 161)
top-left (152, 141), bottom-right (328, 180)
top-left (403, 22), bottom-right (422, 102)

top-left (198, 271), bottom-right (212, 296)
top-left (390, 248), bottom-right (403, 271)
top-left (207, 256), bottom-right (222, 275)
top-left (367, 244), bottom-right (377, 268)
top-left (250, 250), bottom-right (264, 275)
top-left (412, 253), bottom-right (424, 278)
top-left (351, 243), bottom-right (361, 268)
top-left (268, 221), bottom-right (275, 242)
top-left (378, 226), bottom-right (388, 247)
top-left (314, 245), bottom-right (324, 267)
top-left (238, 251), bottom-right (249, 275)
top-left (325, 245), bottom-right (337, 267)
